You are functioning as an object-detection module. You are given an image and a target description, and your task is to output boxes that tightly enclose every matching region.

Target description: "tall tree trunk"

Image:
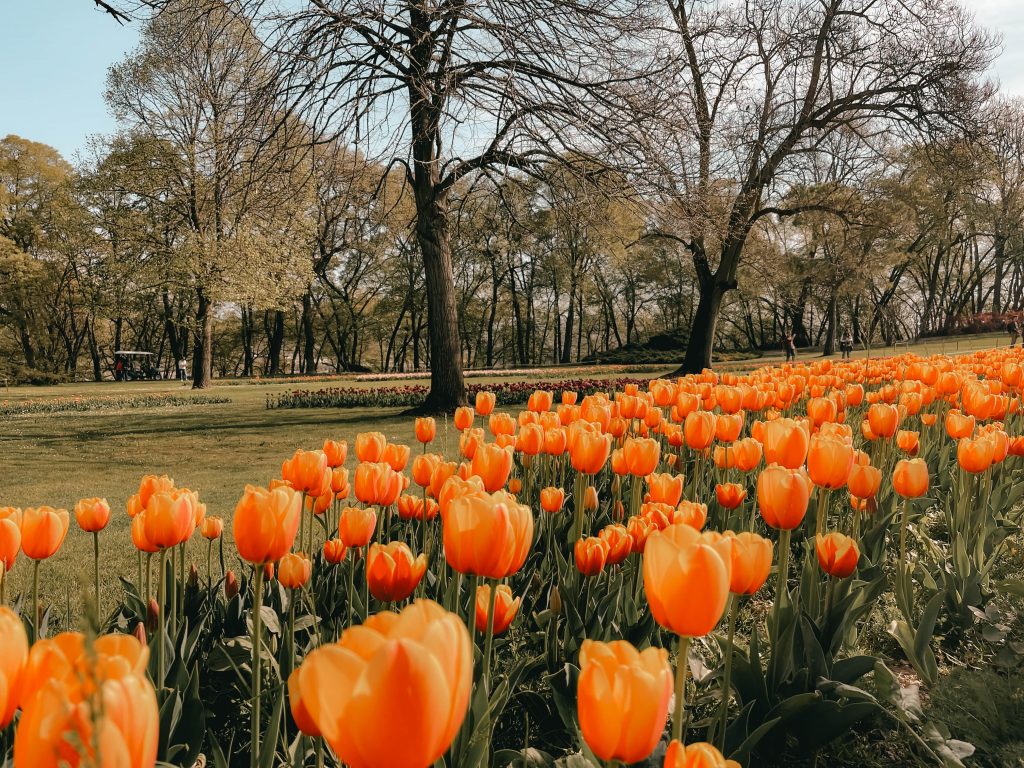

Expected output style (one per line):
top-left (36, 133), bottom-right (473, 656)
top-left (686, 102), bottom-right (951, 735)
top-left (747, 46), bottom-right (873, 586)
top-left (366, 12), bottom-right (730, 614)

top-left (87, 322), bottom-right (103, 381)
top-left (241, 307), bottom-right (254, 377)
top-left (161, 289), bottom-right (182, 362)
top-left (301, 290), bottom-right (316, 374)
top-left (561, 274), bottom-right (577, 365)
top-left (676, 280), bottom-right (725, 374)
top-left (267, 310), bottom-right (285, 376)
top-left (823, 291), bottom-right (838, 356)
top-left (192, 286), bottom-right (214, 389)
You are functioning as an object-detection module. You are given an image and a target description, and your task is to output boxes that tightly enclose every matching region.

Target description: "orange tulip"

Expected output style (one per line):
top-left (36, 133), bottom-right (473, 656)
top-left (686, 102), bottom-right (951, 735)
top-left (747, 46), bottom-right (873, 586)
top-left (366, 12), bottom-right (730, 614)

top-left (488, 412), bottom-right (516, 437)
top-left (289, 666), bottom-right (321, 737)
top-left (599, 523), bottom-right (633, 566)
top-left (816, 532), bottom-right (860, 578)
top-left (622, 437), bottom-right (660, 476)
top-left (847, 464), bottom-right (882, 499)
top-left (892, 458), bottom-right (929, 498)
top-left (684, 411), bottom-right (717, 450)
top-left (454, 406), bottom-right (475, 431)
top-left (575, 536), bottom-right (609, 576)
top-left (540, 487), bottom-right (565, 514)
top-left (516, 423), bottom-right (544, 455)
top-left (722, 531), bottom-right (772, 594)
top-left (232, 484), bottom-right (302, 565)
top-left (382, 443), bottom-right (411, 472)
top-left (475, 391), bottom-right (496, 416)
top-left (577, 640), bottom-right (673, 765)
top-left (474, 584), bottom-right (521, 635)
top-left (807, 396), bottom-right (838, 426)
top-left (331, 467), bottom-right (350, 500)
top-left (141, 490), bottom-right (195, 550)
top-left (282, 449), bottom-right (331, 496)
top-left (279, 552), bottom-right (312, 589)
top-left (414, 417), bottom-right (436, 444)
top-left (323, 439), bottom-right (348, 468)
top-left (323, 538), bottom-right (347, 564)
top-left (73, 497), bottom-right (110, 533)
top-left (132, 474), bottom-right (175, 516)
top-left (759, 418), bottom-right (809, 469)
top-left (282, 600), bottom-right (470, 768)
top-left (130, 514), bottom-right (158, 554)
top-left (471, 442), bottom-right (514, 491)
top-left (527, 390), bottom-right (554, 412)
top-left (957, 436), bottom-right (996, 474)
top-left (646, 473), bottom-right (684, 506)
top-left (354, 462), bottom-right (403, 506)
top-left (664, 740), bottom-right (741, 768)
top-left (896, 429), bottom-right (920, 454)
top-left (444, 490), bottom-right (533, 578)
top-left (544, 427), bottom-right (568, 456)
top-left (714, 483), bottom-right (747, 509)
top-left (354, 432), bottom-right (387, 463)
top-left (672, 500), bottom-right (708, 530)
top-left (867, 403), bottom-right (899, 438)
top-left (200, 516), bottom-right (224, 540)
top-left (0, 606), bottom-right (28, 727)
top-left (569, 426), bottom-right (612, 474)
top-left (338, 506), bottom-right (377, 548)
top-left (1010, 435), bottom-right (1024, 456)
top-left (0, 509), bottom-right (21, 574)
top-left (731, 437), bottom-right (763, 472)
top-left (367, 542), bottom-right (427, 602)
top-left (806, 433), bottom-right (855, 489)
top-left (411, 453), bottom-right (441, 489)
top-left (756, 465), bottom-right (812, 530)
top-left (584, 485), bottom-right (600, 512)
top-left (643, 524), bottom-right (731, 637)
top-left (714, 412), bottom-right (744, 443)
top-left (20, 506), bottom-right (70, 561)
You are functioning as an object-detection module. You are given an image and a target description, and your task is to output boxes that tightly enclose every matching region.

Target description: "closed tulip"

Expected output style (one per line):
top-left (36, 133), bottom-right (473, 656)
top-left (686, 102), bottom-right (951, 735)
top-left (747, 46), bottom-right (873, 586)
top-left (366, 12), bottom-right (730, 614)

top-left (454, 406), bottom-right (475, 431)
top-left (382, 443), bottom-right (411, 472)
top-left (282, 449), bottom-right (331, 496)
top-left (807, 433), bottom-right (855, 489)
top-left (354, 462), bottom-right (403, 506)
top-left (324, 538), bottom-right (347, 564)
top-left (279, 552), bottom-right (312, 589)
top-left (714, 412), bottom-right (744, 443)
top-left (644, 524), bottom-right (731, 637)
top-left (672, 500), bottom-right (708, 530)
top-left (528, 390), bottom-right (554, 412)
top-left (354, 432), bottom-right (388, 463)
top-left (20, 506), bottom-right (70, 561)
top-left (414, 417), bottom-right (436, 444)
top-left (73, 497), bottom-right (110, 533)
top-left (646, 473), bottom-right (684, 506)
top-left (756, 465), bottom-right (812, 530)
top-left (664, 740), bottom-right (741, 768)
top-left (816, 532), bottom-right (860, 578)
top-left (958, 436), bottom-right (996, 474)
top-left (715, 483), bottom-right (746, 509)
top-left (323, 439), bottom-right (348, 468)
top-left (475, 390), bottom-right (497, 416)
top-left (577, 640), bottom-right (673, 765)
top-left (623, 437), bottom-right (660, 476)
top-left (896, 429), bottom-right (920, 454)
top-left (759, 418), bottom-right (809, 468)
top-left (945, 409), bottom-right (975, 439)
top-left (367, 542), bottom-right (427, 602)
top-left (867, 403), bottom-right (899, 438)
top-left (444, 490), bottom-right (533, 578)
top-left (847, 464), bottom-right (882, 499)
top-left (516, 423), bottom-right (544, 456)
top-left (338, 506), bottom-right (377, 548)
top-left (412, 453), bottom-right (441, 488)
top-left (721, 531), bottom-right (772, 594)
top-left (488, 412), bottom-right (516, 437)
top-left (141, 490), bottom-right (194, 550)
top-left (291, 600), bottom-right (471, 768)
top-left (568, 427), bottom-right (612, 474)
top-left (627, 515), bottom-right (656, 553)
top-left (289, 666), bottom-right (321, 738)
top-left (0, 606), bottom-right (28, 727)
top-left (232, 484), bottom-right (301, 565)
top-left (474, 584), bottom-right (520, 635)
top-left (684, 411), bottom-right (716, 450)
top-left (540, 487), bottom-right (565, 514)
top-left (200, 515), bottom-right (224, 540)
top-left (0, 508), bottom-right (22, 574)
top-left (892, 458), bottom-right (929, 498)
top-left (599, 523), bottom-right (633, 566)
top-left (471, 442), bottom-right (515, 491)
top-left (575, 536), bottom-right (609, 576)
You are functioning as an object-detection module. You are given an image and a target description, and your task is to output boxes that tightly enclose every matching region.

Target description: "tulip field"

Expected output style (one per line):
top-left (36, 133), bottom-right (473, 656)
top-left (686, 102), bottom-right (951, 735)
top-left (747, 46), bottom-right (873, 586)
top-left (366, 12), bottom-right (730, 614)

top-left (1, 348), bottom-right (1024, 768)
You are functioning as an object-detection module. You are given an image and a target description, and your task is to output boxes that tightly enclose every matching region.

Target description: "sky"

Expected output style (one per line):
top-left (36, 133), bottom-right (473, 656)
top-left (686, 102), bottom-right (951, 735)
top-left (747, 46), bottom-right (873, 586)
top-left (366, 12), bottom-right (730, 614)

top-left (1, 0), bottom-right (1024, 163)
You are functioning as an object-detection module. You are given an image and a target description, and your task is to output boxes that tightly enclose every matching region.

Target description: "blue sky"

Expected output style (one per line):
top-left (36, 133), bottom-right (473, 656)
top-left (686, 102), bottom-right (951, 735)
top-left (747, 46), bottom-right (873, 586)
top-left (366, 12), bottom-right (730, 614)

top-left (1, 1), bottom-right (1023, 162)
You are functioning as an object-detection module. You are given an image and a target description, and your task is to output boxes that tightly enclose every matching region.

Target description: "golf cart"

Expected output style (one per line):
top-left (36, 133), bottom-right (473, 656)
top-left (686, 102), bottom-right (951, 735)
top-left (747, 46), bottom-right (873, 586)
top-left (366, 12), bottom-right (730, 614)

top-left (114, 351), bottom-right (161, 381)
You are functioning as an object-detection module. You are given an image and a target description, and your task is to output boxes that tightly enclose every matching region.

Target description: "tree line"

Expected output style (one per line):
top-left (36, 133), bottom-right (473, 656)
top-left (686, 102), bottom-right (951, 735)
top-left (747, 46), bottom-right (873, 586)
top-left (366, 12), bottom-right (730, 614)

top-left (0, 0), bottom-right (1014, 407)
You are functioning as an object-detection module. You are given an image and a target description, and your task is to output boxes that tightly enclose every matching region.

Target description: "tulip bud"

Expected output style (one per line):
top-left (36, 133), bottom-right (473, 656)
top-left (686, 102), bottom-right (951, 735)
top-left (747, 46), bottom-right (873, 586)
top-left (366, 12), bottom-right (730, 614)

top-left (584, 486), bottom-right (599, 512)
top-left (548, 584), bottom-right (562, 615)
top-left (133, 620), bottom-right (148, 646)
top-left (146, 598), bottom-right (159, 633)
top-left (188, 563), bottom-right (200, 589)
top-left (225, 569), bottom-right (239, 600)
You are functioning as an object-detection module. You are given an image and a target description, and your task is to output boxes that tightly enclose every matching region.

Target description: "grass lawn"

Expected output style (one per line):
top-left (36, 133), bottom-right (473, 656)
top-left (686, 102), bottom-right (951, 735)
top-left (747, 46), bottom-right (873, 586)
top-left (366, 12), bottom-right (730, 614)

top-left (0, 330), bottom-right (1011, 618)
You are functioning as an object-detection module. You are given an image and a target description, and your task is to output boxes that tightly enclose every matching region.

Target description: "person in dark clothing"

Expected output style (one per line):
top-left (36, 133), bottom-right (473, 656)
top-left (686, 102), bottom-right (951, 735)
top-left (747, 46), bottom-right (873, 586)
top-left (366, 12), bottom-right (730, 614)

top-left (784, 331), bottom-right (796, 362)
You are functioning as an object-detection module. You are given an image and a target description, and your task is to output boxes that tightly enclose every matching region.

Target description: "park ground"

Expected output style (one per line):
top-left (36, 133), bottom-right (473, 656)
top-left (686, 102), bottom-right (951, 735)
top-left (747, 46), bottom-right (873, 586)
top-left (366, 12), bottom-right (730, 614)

top-left (0, 331), bottom-right (1012, 615)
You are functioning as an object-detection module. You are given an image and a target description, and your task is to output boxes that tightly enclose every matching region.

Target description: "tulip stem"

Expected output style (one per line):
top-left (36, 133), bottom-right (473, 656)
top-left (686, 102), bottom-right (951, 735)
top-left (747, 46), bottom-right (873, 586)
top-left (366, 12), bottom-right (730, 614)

top-left (346, 556), bottom-right (355, 628)
top-left (31, 559), bottom-right (40, 643)
top-left (251, 564), bottom-right (265, 768)
top-left (815, 488), bottom-right (829, 537)
top-left (137, 549), bottom-right (143, 599)
top-left (772, 528), bottom-right (792, 638)
top-left (157, 548), bottom-right (167, 690)
top-left (207, 540), bottom-right (213, 590)
top-left (362, 546), bottom-right (370, 620)
top-left (718, 596), bottom-right (738, 751)
top-left (93, 531), bottom-right (101, 629)
top-left (483, 579), bottom-right (499, 691)
top-left (672, 635), bottom-right (691, 742)
top-left (1, 568), bottom-right (5, 605)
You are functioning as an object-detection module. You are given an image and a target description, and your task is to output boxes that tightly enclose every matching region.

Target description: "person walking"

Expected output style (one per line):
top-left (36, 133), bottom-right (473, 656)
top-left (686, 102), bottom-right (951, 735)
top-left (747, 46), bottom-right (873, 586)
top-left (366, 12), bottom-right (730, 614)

top-left (784, 330), bottom-right (796, 362)
top-left (1011, 317), bottom-right (1022, 348)
top-left (840, 328), bottom-right (854, 359)
top-left (177, 358), bottom-right (188, 384)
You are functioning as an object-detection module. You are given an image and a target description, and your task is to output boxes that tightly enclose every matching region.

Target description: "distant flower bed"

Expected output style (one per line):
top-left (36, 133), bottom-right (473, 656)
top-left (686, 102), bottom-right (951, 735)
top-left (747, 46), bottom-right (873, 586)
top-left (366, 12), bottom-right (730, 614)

top-left (0, 392), bottom-right (231, 416)
top-left (268, 376), bottom-right (654, 409)
top-left (350, 364), bottom-right (667, 382)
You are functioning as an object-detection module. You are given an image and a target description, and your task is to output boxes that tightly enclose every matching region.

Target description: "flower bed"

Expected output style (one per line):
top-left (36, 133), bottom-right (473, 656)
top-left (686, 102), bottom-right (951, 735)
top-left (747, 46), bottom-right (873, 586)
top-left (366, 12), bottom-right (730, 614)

top-left (0, 392), bottom-right (231, 416)
top-left (267, 376), bottom-right (655, 409)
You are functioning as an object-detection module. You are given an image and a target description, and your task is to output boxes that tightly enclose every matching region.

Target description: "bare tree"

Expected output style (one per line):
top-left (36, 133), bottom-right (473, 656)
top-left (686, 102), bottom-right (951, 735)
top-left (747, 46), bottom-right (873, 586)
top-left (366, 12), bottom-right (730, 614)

top-left (644, 0), bottom-right (996, 373)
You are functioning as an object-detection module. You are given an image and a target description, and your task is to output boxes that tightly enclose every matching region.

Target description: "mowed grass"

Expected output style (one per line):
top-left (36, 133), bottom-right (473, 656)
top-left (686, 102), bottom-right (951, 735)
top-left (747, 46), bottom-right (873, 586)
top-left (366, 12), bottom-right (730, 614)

top-left (0, 330), bottom-right (1010, 620)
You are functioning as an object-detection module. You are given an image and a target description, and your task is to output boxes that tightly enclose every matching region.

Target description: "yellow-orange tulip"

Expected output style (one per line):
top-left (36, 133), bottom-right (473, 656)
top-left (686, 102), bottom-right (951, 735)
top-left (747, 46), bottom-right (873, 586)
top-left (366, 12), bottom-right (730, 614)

top-left (488, 412), bottom-right (516, 437)
top-left (722, 531), bottom-right (772, 594)
top-left (354, 432), bottom-right (387, 463)
top-left (577, 640), bottom-right (672, 764)
top-left (414, 417), bottom-right (436, 444)
top-left (892, 458), bottom-right (929, 498)
top-left (282, 449), bottom-right (331, 496)
top-left (540, 487), bottom-right (565, 514)
top-left (958, 436), bottom-right (996, 474)
top-left (756, 465), bottom-right (812, 530)
top-left (279, 552), bottom-right (312, 589)
top-left (528, 389), bottom-right (554, 412)
top-left (664, 740), bottom-right (741, 768)
top-left (575, 536), bottom-right (609, 576)
top-left (367, 542), bottom-right (427, 602)
top-left (232, 484), bottom-right (301, 565)
top-left (73, 497), bottom-right (110, 533)
top-left (291, 600), bottom-right (471, 768)
top-left (684, 411), bottom-right (717, 450)
top-left (338, 506), bottom-right (377, 548)
top-left (516, 423), bottom-right (544, 455)
top-left (847, 464), bottom-right (882, 499)
top-left (816, 532), bottom-right (860, 578)
top-left (475, 391), bottom-right (496, 416)
top-left (454, 406), bottom-right (474, 431)
top-left (20, 506), bottom-right (70, 561)
top-left (623, 437), bottom-right (660, 476)
top-left (323, 439), bottom-right (348, 468)
top-left (646, 473), bottom-right (684, 506)
top-left (714, 412), bottom-right (744, 443)
top-left (200, 515), bottom-right (224, 540)
top-left (867, 403), bottom-right (899, 438)
top-left (569, 427), bottom-right (612, 474)
top-left (807, 433), bottom-right (855, 489)
top-left (444, 490), bottom-right (533, 578)
top-left (474, 584), bottom-right (521, 635)
top-left (759, 418), bottom-right (809, 469)
top-left (643, 524), bottom-right (731, 637)
top-left (382, 443), bottom-right (411, 472)
top-left (471, 442), bottom-right (514, 491)
top-left (354, 462), bottom-right (403, 506)
top-left (0, 606), bottom-right (28, 727)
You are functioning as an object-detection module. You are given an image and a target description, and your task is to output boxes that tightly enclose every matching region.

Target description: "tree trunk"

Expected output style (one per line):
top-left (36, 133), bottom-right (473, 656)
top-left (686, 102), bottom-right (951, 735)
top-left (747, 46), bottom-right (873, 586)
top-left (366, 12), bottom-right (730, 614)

top-left (822, 291), bottom-right (838, 356)
top-left (192, 286), bottom-right (214, 389)
top-left (241, 307), bottom-right (254, 377)
top-left (675, 280), bottom-right (725, 374)
top-left (300, 290), bottom-right (316, 374)
top-left (267, 310), bottom-right (285, 376)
